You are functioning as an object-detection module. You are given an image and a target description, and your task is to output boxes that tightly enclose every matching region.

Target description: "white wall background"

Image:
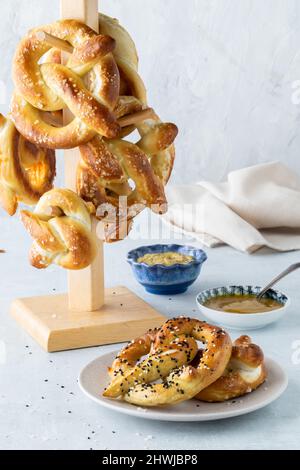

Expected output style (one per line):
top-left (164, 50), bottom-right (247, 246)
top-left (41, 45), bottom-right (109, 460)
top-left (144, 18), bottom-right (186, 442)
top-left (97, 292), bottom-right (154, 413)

top-left (1, 0), bottom-right (300, 191)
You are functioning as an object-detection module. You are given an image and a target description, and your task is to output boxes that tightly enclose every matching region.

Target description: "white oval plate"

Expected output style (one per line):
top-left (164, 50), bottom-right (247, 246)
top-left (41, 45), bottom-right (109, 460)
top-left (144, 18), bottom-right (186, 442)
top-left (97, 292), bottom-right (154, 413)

top-left (79, 351), bottom-right (288, 422)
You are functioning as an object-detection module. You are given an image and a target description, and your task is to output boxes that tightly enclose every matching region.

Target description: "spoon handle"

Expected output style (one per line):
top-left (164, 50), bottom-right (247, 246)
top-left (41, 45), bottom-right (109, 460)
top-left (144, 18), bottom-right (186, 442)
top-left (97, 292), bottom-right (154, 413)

top-left (257, 262), bottom-right (300, 299)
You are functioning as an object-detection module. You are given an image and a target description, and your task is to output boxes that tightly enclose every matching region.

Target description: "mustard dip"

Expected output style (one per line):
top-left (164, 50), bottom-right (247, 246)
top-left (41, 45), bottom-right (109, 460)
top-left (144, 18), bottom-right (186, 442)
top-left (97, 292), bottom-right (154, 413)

top-left (204, 294), bottom-right (283, 314)
top-left (137, 252), bottom-right (194, 267)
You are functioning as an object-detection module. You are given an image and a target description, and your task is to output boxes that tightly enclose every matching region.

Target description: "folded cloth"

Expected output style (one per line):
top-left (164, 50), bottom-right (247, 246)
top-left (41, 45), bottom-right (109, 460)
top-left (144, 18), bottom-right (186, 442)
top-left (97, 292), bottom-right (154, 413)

top-left (163, 162), bottom-right (300, 253)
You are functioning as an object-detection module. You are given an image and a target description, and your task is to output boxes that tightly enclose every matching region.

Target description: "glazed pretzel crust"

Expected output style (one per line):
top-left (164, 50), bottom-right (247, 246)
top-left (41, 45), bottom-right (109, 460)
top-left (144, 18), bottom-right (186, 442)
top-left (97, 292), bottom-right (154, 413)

top-left (11, 20), bottom-right (120, 149)
top-left (0, 114), bottom-right (55, 216)
top-left (76, 14), bottom-right (178, 241)
top-left (9, 13), bottom-right (177, 258)
top-left (20, 188), bottom-right (97, 270)
top-left (77, 121), bottom-right (177, 236)
top-left (104, 326), bottom-right (199, 398)
top-left (104, 317), bottom-right (232, 407)
top-left (98, 13), bottom-right (176, 184)
top-left (99, 13), bottom-right (147, 105)
top-left (195, 335), bottom-right (267, 402)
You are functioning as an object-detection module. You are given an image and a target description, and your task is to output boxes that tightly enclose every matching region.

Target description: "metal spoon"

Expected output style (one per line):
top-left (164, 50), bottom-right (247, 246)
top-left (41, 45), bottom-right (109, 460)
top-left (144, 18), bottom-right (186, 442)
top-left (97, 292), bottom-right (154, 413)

top-left (257, 262), bottom-right (300, 300)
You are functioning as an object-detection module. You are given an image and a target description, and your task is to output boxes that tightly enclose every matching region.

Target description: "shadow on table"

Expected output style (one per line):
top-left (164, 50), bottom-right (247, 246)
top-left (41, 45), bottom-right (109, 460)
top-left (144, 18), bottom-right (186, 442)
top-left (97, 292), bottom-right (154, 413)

top-left (97, 378), bottom-right (299, 449)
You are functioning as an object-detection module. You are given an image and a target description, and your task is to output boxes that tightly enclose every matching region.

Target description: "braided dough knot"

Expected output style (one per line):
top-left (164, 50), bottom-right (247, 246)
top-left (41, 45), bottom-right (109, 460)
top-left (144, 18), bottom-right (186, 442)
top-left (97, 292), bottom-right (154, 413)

top-left (104, 317), bottom-right (232, 406)
top-left (11, 20), bottom-right (121, 149)
top-left (77, 112), bottom-right (178, 241)
top-left (20, 188), bottom-right (97, 270)
top-left (0, 114), bottom-right (55, 215)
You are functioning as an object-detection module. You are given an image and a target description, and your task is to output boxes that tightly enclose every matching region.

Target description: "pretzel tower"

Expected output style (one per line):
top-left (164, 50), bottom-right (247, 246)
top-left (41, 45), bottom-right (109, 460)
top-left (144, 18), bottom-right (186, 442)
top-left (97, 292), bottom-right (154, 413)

top-left (61, 0), bottom-right (104, 313)
top-left (10, 0), bottom-right (166, 352)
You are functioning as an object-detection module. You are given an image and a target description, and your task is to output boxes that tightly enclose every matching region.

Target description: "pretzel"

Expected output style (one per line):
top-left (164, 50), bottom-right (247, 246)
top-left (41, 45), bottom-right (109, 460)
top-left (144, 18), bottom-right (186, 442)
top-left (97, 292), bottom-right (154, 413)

top-left (98, 13), bottom-right (175, 185)
top-left (104, 325), bottom-right (199, 398)
top-left (76, 15), bottom-right (178, 241)
top-left (10, 14), bottom-right (177, 250)
top-left (0, 114), bottom-right (55, 216)
top-left (104, 317), bottom-right (232, 407)
top-left (99, 13), bottom-right (147, 105)
top-left (20, 188), bottom-right (97, 270)
top-left (11, 20), bottom-right (120, 149)
top-left (194, 336), bottom-right (267, 402)
top-left (77, 119), bottom-right (177, 241)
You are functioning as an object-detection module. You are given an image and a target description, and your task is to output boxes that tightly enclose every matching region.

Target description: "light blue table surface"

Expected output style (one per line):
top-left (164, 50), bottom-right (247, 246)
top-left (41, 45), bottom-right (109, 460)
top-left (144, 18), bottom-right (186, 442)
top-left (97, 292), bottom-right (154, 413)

top-left (0, 213), bottom-right (299, 450)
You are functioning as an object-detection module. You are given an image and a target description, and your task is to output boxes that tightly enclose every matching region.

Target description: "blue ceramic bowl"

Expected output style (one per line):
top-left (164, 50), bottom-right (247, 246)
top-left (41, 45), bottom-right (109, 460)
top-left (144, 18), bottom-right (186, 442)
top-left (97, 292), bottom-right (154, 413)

top-left (127, 244), bottom-right (207, 295)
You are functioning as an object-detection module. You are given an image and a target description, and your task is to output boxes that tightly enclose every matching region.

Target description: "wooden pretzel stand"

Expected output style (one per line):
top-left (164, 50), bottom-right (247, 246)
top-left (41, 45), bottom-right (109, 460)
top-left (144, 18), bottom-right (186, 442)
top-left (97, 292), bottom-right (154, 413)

top-left (10, 0), bottom-right (165, 352)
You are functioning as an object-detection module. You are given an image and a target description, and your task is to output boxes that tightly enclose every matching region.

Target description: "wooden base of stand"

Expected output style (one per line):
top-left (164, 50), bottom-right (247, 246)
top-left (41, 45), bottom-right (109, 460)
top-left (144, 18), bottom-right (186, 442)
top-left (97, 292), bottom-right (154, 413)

top-left (10, 286), bottom-right (165, 352)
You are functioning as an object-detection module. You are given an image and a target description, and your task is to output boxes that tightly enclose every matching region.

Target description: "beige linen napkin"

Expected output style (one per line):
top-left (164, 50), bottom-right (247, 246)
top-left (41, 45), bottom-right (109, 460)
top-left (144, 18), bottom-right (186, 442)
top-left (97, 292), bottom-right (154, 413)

top-left (164, 162), bottom-right (300, 253)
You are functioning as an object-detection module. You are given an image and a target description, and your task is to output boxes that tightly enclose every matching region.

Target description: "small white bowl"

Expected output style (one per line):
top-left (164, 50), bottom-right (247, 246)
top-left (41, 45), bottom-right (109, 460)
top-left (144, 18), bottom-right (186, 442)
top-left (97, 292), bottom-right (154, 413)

top-left (196, 285), bottom-right (290, 330)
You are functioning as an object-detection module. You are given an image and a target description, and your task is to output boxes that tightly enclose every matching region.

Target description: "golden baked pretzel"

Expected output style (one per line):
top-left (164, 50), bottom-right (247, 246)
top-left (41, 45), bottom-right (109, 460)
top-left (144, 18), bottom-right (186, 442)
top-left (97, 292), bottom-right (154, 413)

top-left (20, 188), bottom-right (97, 270)
top-left (9, 14), bottom-right (177, 251)
top-left (104, 325), bottom-right (199, 398)
top-left (77, 119), bottom-right (177, 242)
top-left (104, 317), bottom-right (232, 407)
top-left (0, 114), bottom-right (55, 215)
top-left (99, 13), bottom-right (147, 105)
top-left (195, 335), bottom-right (267, 402)
top-left (11, 20), bottom-right (120, 149)
top-left (98, 13), bottom-right (175, 184)
top-left (76, 14), bottom-right (178, 241)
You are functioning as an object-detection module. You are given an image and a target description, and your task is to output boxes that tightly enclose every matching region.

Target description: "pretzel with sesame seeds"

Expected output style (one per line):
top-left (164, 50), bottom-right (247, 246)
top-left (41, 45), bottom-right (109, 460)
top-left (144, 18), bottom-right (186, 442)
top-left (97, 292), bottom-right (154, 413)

top-left (11, 19), bottom-right (120, 149)
top-left (103, 317), bottom-right (232, 407)
top-left (0, 114), bottom-right (55, 216)
top-left (103, 323), bottom-right (199, 400)
top-left (194, 335), bottom-right (267, 402)
top-left (20, 188), bottom-right (97, 270)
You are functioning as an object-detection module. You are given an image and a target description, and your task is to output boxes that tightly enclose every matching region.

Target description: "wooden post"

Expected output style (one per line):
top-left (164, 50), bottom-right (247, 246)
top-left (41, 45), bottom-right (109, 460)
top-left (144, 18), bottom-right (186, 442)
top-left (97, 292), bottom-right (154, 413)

top-left (61, 0), bottom-right (104, 312)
